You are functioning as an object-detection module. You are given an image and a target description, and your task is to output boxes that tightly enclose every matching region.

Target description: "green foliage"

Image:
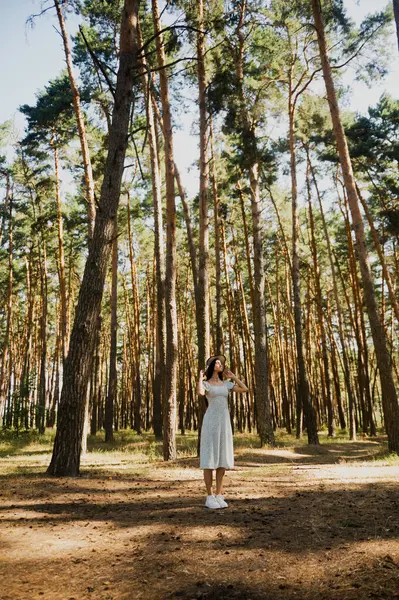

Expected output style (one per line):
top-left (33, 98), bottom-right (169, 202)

top-left (341, 5), bottom-right (393, 84)
top-left (1, 0), bottom-right (398, 442)
top-left (20, 73), bottom-right (79, 150)
top-left (72, 23), bottom-right (118, 94)
top-left (346, 95), bottom-right (399, 164)
top-left (344, 95), bottom-right (399, 236)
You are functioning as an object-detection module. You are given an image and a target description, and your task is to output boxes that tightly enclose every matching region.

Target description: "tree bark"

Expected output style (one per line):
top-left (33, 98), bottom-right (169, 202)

top-left (0, 173), bottom-right (12, 421)
top-left (48, 0), bottom-right (141, 476)
top-left (195, 0), bottom-right (211, 450)
top-left (305, 148), bottom-right (356, 439)
top-left (339, 175), bottom-right (375, 436)
top-left (54, 0), bottom-right (96, 241)
top-left (274, 252), bottom-right (291, 433)
top-left (238, 184), bottom-right (255, 312)
top-left (152, 0), bottom-right (177, 461)
top-left (209, 115), bottom-right (223, 354)
top-left (288, 84), bottom-right (319, 445)
top-left (37, 242), bottom-right (48, 434)
top-left (393, 0), bottom-right (399, 51)
top-left (235, 0), bottom-right (274, 445)
top-left (307, 168), bottom-right (334, 436)
top-left (356, 183), bottom-right (399, 325)
top-left (105, 231), bottom-right (118, 443)
top-left (137, 23), bottom-right (164, 439)
top-left (53, 145), bottom-right (68, 364)
top-left (312, 0), bottom-right (399, 452)
top-left (151, 93), bottom-right (198, 287)
top-left (131, 238), bottom-right (142, 433)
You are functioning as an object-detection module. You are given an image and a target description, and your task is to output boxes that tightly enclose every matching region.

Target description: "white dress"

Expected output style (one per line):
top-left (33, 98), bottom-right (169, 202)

top-left (200, 380), bottom-right (235, 470)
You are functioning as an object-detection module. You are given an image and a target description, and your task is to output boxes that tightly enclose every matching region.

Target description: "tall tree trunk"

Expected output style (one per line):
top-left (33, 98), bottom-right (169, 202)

top-left (49, 328), bottom-right (60, 428)
top-left (137, 23), bottom-right (164, 439)
top-left (339, 191), bottom-right (374, 435)
top-left (210, 115), bottom-right (223, 353)
top-left (152, 0), bottom-right (177, 461)
top-left (305, 147), bottom-right (356, 439)
top-left (235, 0), bottom-right (274, 445)
top-left (125, 197), bottom-right (142, 433)
top-left (312, 0), bottom-right (399, 452)
top-left (48, 0), bottom-right (141, 476)
top-left (238, 183), bottom-right (255, 311)
top-left (105, 232), bottom-right (118, 443)
top-left (53, 144), bottom-right (68, 364)
top-left (195, 0), bottom-right (211, 449)
top-left (0, 173), bottom-right (12, 421)
top-left (274, 253), bottom-right (291, 433)
top-left (19, 255), bottom-right (35, 429)
top-left (151, 93), bottom-right (198, 287)
top-left (288, 83), bottom-right (319, 445)
top-left (325, 296), bottom-right (346, 429)
top-left (307, 169), bottom-right (334, 436)
top-left (90, 321), bottom-right (100, 435)
top-left (122, 276), bottom-right (135, 428)
top-left (393, 0), bottom-right (399, 51)
top-left (37, 243), bottom-right (48, 434)
top-left (131, 241), bottom-right (142, 433)
top-left (220, 218), bottom-right (238, 425)
top-left (232, 237), bottom-right (255, 395)
top-left (54, 0), bottom-right (96, 241)
top-left (356, 183), bottom-right (399, 325)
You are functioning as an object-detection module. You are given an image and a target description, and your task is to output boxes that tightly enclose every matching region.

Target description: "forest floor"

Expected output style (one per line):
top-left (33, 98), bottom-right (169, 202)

top-left (1, 430), bottom-right (399, 600)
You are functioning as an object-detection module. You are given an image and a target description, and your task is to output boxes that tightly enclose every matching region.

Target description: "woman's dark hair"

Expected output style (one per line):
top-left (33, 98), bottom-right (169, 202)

top-left (205, 358), bottom-right (223, 381)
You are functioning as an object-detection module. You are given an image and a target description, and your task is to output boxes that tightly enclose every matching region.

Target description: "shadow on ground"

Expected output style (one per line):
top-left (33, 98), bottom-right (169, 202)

top-left (2, 438), bottom-right (399, 600)
top-left (1, 480), bottom-right (399, 553)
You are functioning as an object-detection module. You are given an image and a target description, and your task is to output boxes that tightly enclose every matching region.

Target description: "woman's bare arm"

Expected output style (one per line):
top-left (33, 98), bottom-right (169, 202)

top-left (224, 369), bottom-right (248, 393)
top-left (197, 369), bottom-right (206, 396)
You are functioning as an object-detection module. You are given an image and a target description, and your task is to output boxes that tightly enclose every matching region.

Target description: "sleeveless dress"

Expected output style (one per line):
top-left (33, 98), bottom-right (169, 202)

top-left (200, 380), bottom-right (235, 470)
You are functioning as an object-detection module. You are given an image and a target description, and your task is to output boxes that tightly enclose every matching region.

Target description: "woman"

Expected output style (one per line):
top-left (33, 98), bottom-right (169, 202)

top-left (197, 355), bottom-right (248, 509)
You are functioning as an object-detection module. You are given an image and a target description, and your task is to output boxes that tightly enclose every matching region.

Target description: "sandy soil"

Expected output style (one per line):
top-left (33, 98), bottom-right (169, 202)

top-left (1, 437), bottom-right (399, 600)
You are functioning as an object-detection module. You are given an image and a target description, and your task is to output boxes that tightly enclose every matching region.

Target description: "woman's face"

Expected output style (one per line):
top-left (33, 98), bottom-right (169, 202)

top-left (214, 359), bottom-right (224, 373)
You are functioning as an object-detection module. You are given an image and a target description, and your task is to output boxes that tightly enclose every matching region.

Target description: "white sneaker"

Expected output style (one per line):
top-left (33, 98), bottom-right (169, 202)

top-left (205, 495), bottom-right (221, 509)
top-left (215, 494), bottom-right (228, 508)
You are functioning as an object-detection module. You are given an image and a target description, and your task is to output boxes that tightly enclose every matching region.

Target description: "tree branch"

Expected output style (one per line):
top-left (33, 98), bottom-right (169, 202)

top-left (137, 24), bottom-right (204, 58)
top-left (26, 4), bottom-right (56, 28)
top-left (293, 67), bottom-right (323, 104)
top-left (79, 26), bottom-right (116, 99)
top-left (331, 23), bottom-right (386, 70)
top-left (134, 55), bottom-right (197, 82)
top-left (129, 105), bottom-right (144, 180)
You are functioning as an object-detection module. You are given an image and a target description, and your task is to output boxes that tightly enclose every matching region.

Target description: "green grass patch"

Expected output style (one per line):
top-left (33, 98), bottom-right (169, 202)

top-left (87, 430), bottom-right (199, 460)
top-left (0, 428), bottom-right (55, 457)
top-left (0, 427), bottom-right (391, 478)
top-left (368, 450), bottom-right (399, 464)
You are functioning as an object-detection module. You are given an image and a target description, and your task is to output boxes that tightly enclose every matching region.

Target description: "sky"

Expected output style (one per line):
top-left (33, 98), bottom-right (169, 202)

top-left (0, 0), bottom-right (398, 199)
top-left (0, 1), bottom-right (80, 138)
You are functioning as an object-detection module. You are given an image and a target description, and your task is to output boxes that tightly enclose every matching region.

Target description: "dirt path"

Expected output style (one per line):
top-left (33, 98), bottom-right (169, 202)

top-left (1, 437), bottom-right (399, 600)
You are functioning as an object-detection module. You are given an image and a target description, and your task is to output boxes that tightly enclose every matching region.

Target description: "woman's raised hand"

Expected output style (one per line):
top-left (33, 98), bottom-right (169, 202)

top-left (224, 369), bottom-right (234, 379)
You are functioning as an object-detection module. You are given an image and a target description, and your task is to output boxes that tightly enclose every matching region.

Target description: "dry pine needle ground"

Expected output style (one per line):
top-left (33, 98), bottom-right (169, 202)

top-left (1, 431), bottom-right (399, 600)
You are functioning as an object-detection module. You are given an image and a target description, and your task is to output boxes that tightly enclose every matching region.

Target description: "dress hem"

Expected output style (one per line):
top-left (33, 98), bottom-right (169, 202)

top-left (200, 464), bottom-right (234, 470)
